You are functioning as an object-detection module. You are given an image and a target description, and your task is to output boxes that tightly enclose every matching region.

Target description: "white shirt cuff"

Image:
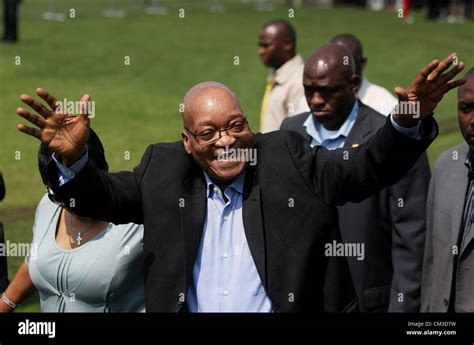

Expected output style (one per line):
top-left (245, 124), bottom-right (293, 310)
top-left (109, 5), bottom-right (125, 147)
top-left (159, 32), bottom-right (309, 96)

top-left (389, 114), bottom-right (422, 140)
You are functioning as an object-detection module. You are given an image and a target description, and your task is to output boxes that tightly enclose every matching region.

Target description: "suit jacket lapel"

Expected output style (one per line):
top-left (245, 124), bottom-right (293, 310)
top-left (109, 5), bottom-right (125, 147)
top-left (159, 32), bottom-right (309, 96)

top-left (343, 103), bottom-right (373, 147)
top-left (300, 116), bottom-right (313, 143)
top-left (452, 146), bottom-right (470, 256)
top-left (180, 170), bottom-right (207, 288)
top-left (288, 112), bottom-right (312, 143)
top-left (242, 165), bottom-right (268, 290)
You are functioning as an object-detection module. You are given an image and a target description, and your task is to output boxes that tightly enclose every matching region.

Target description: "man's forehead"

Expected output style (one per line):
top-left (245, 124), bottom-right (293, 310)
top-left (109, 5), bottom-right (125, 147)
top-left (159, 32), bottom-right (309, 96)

top-left (194, 113), bottom-right (244, 126)
top-left (459, 75), bottom-right (474, 98)
top-left (261, 25), bottom-right (278, 36)
top-left (305, 59), bottom-right (331, 76)
top-left (304, 61), bottom-right (346, 82)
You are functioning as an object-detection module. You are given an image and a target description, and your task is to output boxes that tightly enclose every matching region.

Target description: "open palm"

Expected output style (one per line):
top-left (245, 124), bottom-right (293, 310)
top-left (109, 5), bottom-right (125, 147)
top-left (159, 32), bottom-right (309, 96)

top-left (393, 53), bottom-right (465, 126)
top-left (17, 88), bottom-right (90, 164)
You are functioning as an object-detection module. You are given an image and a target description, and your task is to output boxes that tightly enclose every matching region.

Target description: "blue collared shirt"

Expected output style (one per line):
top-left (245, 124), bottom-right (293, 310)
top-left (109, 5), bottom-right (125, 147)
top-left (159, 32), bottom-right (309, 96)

top-left (303, 102), bottom-right (359, 150)
top-left (303, 102), bottom-right (421, 150)
top-left (186, 172), bottom-right (272, 312)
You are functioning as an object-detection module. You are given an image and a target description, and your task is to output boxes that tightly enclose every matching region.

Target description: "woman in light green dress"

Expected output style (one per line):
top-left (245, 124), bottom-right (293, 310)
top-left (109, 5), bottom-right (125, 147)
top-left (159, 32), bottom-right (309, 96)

top-left (0, 130), bottom-right (145, 312)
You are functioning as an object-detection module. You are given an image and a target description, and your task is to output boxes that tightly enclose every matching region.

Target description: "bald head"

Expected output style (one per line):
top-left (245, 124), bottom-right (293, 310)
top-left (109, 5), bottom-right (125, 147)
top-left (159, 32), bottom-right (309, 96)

top-left (458, 67), bottom-right (474, 95)
top-left (182, 81), bottom-right (242, 128)
top-left (330, 33), bottom-right (366, 77)
top-left (302, 43), bottom-right (360, 131)
top-left (304, 43), bottom-right (355, 81)
top-left (258, 19), bottom-right (296, 69)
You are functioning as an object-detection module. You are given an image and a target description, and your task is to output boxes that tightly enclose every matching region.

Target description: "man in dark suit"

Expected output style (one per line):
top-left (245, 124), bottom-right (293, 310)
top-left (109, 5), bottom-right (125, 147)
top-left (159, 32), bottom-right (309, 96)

top-left (421, 68), bottom-right (474, 312)
top-left (281, 44), bottom-right (430, 312)
top-left (15, 53), bottom-right (464, 312)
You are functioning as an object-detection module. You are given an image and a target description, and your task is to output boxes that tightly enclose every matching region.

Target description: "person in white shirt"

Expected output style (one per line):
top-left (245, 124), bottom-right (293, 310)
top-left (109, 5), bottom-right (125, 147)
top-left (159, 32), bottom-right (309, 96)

top-left (258, 19), bottom-right (309, 133)
top-left (331, 33), bottom-right (398, 116)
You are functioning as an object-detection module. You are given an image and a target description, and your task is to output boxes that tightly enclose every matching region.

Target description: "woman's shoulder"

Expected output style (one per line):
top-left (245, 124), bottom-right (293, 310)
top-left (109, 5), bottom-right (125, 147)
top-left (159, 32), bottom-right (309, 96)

top-left (32, 194), bottom-right (61, 236)
top-left (36, 193), bottom-right (59, 215)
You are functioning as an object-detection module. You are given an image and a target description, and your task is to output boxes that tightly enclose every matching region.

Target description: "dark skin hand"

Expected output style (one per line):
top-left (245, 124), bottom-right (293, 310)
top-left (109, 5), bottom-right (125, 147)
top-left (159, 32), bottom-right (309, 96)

top-left (16, 53), bottom-right (465, 172)
top-left (393, 53), bottom-right (465, 127)
top-left (16, 88), bottom-right (90, 166)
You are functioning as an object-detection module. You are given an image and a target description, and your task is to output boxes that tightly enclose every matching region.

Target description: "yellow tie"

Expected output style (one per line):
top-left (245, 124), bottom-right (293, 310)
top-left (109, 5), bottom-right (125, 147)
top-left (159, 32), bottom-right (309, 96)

top-left (260, 77), bottom-right (274, 130)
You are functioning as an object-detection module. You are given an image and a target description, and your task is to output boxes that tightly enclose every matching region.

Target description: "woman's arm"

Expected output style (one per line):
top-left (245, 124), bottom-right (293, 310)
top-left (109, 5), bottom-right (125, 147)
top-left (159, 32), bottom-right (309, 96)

top-left (0, 261), bottom-right (36, 312)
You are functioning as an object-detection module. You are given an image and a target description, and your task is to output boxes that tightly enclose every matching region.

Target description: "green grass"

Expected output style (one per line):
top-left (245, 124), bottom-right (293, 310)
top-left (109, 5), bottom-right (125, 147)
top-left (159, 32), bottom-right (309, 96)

top-left (0, 0), bottom-right (472, 312)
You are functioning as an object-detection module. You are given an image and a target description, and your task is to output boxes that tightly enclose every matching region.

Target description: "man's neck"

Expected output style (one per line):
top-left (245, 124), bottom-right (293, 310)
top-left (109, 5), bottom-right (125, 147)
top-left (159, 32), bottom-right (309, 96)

top-left (318, 100), bottom-right (356, 131)
top-left (274, 53), bottom-right (296, 70)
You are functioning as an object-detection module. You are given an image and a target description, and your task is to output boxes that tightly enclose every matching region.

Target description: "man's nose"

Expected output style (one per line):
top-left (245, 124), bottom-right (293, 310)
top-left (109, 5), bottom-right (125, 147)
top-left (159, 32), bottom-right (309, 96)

top-left (310, 92), bottom-right (325, 107)
top-left (215, 132), bottom-right (236, 147)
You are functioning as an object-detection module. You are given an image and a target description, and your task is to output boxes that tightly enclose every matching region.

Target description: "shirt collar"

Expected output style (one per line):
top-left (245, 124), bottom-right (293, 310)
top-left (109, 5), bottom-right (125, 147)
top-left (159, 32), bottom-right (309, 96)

top-left (203, 171), bottom-right (245, 197)
top-left (465, 149), bottom-right (474, 179)
top-left (271, 54), bottom-right (304, 85)
top-left (303, 101), bottom-right (359, 146)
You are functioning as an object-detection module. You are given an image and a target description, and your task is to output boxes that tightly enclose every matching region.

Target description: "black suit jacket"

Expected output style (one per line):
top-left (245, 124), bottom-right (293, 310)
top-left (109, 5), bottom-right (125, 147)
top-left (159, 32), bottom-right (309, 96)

top-left (44, 116), bottom-right (437, 312)
top-left (281, 103), bottom-right (430, 312)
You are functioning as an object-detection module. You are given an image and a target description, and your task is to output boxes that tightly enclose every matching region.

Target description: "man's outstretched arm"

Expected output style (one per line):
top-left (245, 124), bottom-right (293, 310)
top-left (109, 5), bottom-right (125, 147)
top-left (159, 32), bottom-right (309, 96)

top-left (15, 88), bottom-right (146, 224)
top-left (287, 54), bottom-right (465, 206)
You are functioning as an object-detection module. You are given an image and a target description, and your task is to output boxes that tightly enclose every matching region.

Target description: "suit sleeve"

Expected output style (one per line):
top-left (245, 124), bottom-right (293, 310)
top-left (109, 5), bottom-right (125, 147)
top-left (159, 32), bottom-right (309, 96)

top-left (286, 115), bottom-right (437, 207)
top-left (43, 145), bottom-right (154, 225)
top-left (387, 152), bottom-right (430, 312)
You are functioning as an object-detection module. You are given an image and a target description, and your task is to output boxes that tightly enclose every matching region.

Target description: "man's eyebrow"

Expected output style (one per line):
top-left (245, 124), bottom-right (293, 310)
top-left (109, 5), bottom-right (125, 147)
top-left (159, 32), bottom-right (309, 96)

top-left (195, 114), bottom-right (245, 127)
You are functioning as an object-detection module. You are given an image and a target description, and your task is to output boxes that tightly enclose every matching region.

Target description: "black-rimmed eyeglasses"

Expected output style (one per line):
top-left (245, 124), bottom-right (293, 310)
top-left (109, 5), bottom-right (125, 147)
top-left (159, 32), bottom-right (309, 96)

top-left (184, 120), bottom-right (248, 145)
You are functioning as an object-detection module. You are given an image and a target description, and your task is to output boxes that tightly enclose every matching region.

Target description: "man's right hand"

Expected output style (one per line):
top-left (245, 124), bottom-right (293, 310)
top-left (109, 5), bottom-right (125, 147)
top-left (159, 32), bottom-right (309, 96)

top-left (16, 88), bottom-right (91, 166)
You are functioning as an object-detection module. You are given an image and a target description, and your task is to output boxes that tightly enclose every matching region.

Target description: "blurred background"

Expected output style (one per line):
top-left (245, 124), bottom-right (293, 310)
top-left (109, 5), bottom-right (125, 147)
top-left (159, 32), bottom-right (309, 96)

top-left (0, 0), bottom-right (472, 311)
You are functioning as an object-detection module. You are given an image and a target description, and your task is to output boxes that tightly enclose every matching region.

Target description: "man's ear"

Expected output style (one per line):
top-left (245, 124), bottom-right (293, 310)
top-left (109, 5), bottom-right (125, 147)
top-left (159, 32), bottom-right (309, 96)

top-left (182, 132), bottom-right (192, 155)
top-left (362, 57), bottom-right (367, 70)
top-left (283, 39), bottom-right (293, 53)
top-left (351, 74), bottom-right (361, 94)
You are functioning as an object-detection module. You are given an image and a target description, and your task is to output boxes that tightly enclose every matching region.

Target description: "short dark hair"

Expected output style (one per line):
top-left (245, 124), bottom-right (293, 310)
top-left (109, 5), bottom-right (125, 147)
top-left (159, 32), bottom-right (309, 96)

top-left (38, 128), bottom-right (108, 185)
top-left (262, 19), bottom-right (296, 51)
